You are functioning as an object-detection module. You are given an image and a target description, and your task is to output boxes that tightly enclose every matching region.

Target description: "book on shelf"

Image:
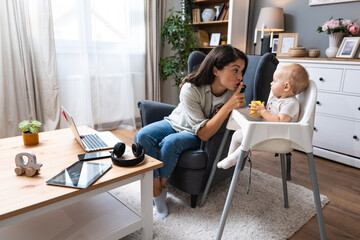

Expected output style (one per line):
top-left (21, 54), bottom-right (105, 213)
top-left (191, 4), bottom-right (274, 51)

top-left (192, 8), bottom-right (201, 23)
top-left (193, 31), bottom-right (200, 46)
top-left (198, 30), bottom-right (209, 47)
top-left (224, 3), bottom-right (229, 20)
top-left (216, 3), bottom-right (225, 21)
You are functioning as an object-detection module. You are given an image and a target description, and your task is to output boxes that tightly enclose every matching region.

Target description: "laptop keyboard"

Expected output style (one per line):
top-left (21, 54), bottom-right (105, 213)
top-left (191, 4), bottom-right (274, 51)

top-left (82, 134), bottom-right (108, 150)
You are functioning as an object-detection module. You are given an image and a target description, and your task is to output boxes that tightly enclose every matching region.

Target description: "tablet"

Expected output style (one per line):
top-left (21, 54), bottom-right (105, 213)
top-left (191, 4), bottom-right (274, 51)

top-left (46, 161), bottom-right (112, 189)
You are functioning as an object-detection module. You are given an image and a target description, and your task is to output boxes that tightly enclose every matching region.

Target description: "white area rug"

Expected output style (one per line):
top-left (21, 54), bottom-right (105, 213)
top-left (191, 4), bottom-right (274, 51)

top-left (111, 167), bottom-right (329, 240)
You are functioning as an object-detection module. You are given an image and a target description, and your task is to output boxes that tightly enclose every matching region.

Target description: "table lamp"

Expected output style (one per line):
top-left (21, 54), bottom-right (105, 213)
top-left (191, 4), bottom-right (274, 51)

top-left (254, 7), bottom-right (284, 54)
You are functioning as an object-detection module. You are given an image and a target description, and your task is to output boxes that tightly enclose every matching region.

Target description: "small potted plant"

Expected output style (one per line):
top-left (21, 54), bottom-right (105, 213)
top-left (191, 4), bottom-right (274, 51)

top-left (19, 120), bottom-right (42, 146)
top-left (221, 35), bottom-right (227, 45)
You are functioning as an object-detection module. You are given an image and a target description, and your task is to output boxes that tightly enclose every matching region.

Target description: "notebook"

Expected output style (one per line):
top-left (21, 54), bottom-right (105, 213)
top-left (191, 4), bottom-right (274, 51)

top-left (46, 161), bottom-right (112, 189)
top-left (61, 105), bottom-right (120, 152)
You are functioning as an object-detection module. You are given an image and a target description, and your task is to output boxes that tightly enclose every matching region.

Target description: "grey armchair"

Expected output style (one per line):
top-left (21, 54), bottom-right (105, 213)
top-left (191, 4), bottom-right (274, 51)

top-left (137, 51), bottom-right (279, 208)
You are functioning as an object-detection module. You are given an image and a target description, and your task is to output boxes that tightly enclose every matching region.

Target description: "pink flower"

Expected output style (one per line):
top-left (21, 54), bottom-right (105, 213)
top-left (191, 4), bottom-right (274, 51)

top-left (347, 24), bottom-right (359, 35)
top-left (321, 21), bottom-right (330, 32)
top-left (328, 19), bottom-right (340, 29)
top-left (342, 19), bottom-right (352, 27)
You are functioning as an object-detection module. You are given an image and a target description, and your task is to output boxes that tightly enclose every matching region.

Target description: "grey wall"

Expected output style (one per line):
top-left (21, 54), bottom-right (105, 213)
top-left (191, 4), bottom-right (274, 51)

top-left (248, 0), bottom-right (360, 57)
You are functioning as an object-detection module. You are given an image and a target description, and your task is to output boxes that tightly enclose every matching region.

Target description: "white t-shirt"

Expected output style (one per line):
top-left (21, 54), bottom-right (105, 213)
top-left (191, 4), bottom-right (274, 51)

top-left (266, 95), bottom-right (300, 122)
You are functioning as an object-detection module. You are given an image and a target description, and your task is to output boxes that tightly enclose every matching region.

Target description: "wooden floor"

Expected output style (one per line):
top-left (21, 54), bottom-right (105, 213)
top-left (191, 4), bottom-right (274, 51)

top-left (112, 129), bottom-right (360, 240)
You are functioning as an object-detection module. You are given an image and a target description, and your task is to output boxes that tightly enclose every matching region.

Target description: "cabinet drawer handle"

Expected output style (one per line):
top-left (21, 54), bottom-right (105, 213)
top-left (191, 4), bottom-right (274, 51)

top-left (353, 135), bottom-right (358, 140)
top-left (314, 127), bottom-right (317, 131)
top-left (358, 107), bottom-right (360, 111)
top-left (316, 101), bottom-right (320, 105)
top-left (319, 77), bottom-right (324, 82)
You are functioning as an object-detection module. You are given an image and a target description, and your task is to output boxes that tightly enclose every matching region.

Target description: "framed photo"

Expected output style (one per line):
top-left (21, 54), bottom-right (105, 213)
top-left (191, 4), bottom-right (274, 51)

top-left (272, 38), bottom-right (279, 54)
top-left (209, 33), bottom-right (221, 47)
top-left (309, 0), bottom-right (359, 6)
top-left (336, 37), bottom-right (360, 58)
top-left (277, 33), bottom-right (299, 57)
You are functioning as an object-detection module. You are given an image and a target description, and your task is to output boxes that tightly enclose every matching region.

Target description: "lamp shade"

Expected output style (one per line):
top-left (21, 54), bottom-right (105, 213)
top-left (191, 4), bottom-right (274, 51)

top-left (256, 7), bottom-right (284, 32)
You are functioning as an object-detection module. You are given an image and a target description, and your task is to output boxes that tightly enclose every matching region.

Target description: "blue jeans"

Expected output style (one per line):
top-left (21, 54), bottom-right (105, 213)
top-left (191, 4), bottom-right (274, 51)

top-left (134, 120), bottom-right (201, 179)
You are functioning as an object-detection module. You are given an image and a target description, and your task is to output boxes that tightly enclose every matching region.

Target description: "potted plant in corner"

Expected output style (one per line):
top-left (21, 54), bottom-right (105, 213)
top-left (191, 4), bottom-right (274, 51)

top-left (19, 120), bottom-right (42, 146)
top-left (160, 7), bottom-right (198, 86)
top-left (221, 35), bottom-right (227, 45)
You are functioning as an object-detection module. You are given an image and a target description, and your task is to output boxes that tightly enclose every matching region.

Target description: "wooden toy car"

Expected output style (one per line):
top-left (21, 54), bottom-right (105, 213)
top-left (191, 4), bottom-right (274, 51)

top-left (14, 152), bottom-right (42, 177)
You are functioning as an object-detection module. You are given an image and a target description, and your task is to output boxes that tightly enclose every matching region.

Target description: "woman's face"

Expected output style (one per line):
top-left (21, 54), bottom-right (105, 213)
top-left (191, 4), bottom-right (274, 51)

top-left (213, 58), bottom-right (245, 92)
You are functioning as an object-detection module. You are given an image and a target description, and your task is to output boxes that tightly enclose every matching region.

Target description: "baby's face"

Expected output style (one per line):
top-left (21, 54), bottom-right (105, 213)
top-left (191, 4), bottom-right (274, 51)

top-left (271, 68), bottom-right (288, 98)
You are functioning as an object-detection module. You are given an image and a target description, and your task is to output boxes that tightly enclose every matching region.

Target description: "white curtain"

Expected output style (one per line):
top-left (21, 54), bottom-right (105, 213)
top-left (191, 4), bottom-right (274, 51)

top-left (52, 0), bottom-right (146, 131)
top-left (144, 0), bottom-right (165, 102)
top-left (0, 0), bottom-right (60, 138)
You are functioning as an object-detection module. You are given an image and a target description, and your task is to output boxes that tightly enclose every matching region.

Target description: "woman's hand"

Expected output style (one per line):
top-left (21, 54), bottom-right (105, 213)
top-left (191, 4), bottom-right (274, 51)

top-left (197, 83), bottom-right (245, 141)
top-left (222, 83), bottom-right (246, 113)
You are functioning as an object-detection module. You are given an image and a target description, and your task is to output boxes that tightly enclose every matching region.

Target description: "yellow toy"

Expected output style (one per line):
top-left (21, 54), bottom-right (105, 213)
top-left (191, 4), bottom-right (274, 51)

top-left (250, 101), bottom-right (262, 117)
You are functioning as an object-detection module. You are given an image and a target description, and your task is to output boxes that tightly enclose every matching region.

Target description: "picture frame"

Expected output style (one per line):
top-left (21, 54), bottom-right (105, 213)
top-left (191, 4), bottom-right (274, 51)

top-left (272, 38), bottom-right (279, 54)
top-left (209, 33), bottom-right (221, 47)
top-left (309, 0), bottom-right (359, 6)
top-left (277, 33), bottom-right (299, 57)
top-left (336, 37), bottom-right (360, 58)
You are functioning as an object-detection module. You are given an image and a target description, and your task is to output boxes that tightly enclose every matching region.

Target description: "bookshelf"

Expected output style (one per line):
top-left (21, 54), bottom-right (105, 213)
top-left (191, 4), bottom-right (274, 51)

top-left (191, 0), bottom-right (249, 53)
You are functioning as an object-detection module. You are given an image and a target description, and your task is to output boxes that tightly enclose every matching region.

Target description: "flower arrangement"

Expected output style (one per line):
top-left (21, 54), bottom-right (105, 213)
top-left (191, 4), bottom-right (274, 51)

top-left (317, 18), bottom-right (359, 36)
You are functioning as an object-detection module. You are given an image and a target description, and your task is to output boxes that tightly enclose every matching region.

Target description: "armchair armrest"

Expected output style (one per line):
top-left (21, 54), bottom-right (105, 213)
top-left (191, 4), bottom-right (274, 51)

top-left (138, 100), bottom-right (176, 127)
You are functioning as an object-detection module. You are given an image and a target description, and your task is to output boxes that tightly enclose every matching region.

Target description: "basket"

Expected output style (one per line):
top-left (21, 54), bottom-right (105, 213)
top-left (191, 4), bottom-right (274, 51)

top-left (288, 47), bottom-right (307, 57)
top-left (308, 49), bottom-right (321, 58)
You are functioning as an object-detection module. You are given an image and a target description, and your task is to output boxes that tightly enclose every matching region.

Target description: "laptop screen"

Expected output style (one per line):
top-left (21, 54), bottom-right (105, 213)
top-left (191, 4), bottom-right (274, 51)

top-left (61, 105), bottom-right (85, 148)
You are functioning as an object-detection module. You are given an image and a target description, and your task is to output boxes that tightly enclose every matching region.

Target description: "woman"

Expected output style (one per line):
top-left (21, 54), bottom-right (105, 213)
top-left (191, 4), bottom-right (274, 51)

top-left (135, 44), bottom-right (248, 219)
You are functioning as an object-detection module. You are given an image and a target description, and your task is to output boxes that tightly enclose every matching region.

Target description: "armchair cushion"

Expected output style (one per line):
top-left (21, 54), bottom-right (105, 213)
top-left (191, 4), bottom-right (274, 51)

top-left (177, 150), bottom-right (207, 169)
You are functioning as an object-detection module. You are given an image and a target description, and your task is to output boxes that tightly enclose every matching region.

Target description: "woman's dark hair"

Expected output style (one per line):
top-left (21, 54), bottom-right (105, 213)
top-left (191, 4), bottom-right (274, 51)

top-left (181, 44), bottom-right (248, 87)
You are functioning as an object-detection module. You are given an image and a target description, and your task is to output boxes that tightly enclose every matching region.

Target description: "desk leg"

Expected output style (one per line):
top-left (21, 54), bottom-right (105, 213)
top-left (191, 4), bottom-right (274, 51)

top-left (199, 129), bottom-right (230, 208)
top-left (141, 171), bottom-right (153, 240)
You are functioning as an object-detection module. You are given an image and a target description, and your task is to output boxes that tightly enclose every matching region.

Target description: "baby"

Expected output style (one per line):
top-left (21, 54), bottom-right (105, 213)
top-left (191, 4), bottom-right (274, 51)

top-left (217, 63), bottom-right (309, 169)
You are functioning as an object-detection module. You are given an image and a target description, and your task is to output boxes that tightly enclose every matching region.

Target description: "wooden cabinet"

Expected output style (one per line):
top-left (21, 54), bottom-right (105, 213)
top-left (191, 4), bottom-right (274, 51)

top-left (279, 58), bottom-right (360, 168)
top-left (191, 0), bottom-right (249, 53)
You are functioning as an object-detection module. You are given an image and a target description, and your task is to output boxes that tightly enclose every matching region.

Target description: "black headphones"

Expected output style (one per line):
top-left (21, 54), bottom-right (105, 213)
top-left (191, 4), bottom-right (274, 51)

top-left (111, 142), bottom-right (145, 167)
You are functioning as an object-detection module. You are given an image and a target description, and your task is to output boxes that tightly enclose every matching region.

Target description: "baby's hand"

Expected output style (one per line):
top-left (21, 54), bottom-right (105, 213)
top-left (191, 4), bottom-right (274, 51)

top-left (248, 101), bottom-right (265, 116)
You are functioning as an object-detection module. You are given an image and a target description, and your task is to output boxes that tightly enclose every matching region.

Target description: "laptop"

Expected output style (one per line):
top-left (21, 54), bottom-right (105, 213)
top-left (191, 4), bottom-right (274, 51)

top-left (61, 105), bottom-right (120, 152)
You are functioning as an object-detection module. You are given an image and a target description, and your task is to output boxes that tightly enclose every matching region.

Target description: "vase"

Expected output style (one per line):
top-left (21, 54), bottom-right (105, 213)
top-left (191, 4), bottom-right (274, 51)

top-left (325, 32), bottom-right (345, 58)
top-left (201, 8), bottom-right (215, 22)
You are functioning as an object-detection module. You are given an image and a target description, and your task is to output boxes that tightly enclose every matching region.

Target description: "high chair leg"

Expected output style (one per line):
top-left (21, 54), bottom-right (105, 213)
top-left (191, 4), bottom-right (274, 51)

top-left (216, 150), bottom-right (248, 240)
top-left (199, 129), bottom-right (231, 208)
top-left (280, 154), bottom-right (289, 208)
top-left (286, 152), bottom-right (292, 180)
top-left (307, 153), bottom-right (327, 240)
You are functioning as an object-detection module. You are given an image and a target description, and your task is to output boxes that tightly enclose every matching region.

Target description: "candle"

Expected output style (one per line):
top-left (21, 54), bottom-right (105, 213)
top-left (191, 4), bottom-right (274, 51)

top-left (261, 23), bottom-right (264, 39)
top-left (270, 31), bottom-right (273, 48)
top-left (254, 28), bottom-right (257, 44)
